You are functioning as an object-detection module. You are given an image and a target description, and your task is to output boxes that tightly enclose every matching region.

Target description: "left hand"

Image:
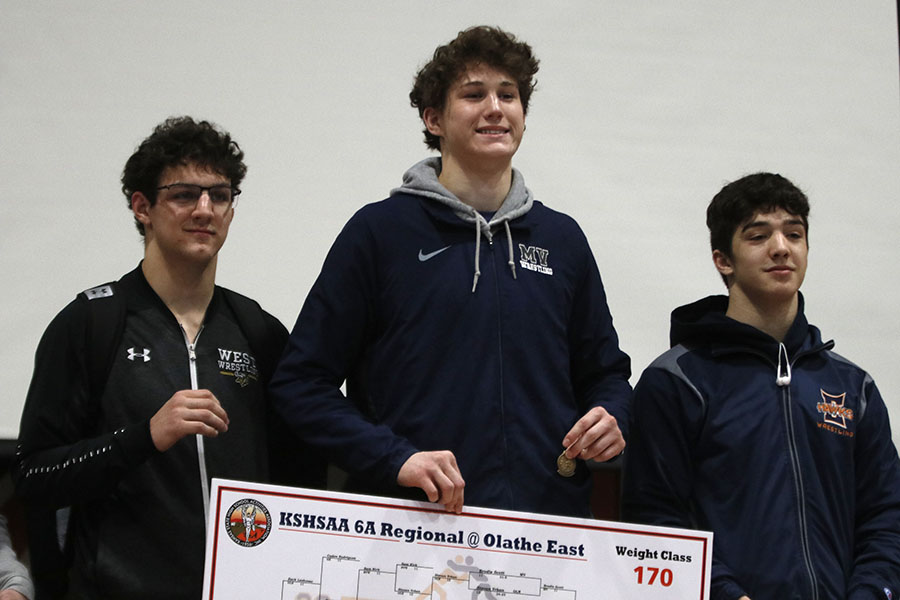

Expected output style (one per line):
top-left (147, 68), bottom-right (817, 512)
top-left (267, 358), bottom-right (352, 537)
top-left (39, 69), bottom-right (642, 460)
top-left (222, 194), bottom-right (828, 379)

top-left (562, 406), bottom-right (624, 463)
top-left (397, 451), bottom-right (465, 514)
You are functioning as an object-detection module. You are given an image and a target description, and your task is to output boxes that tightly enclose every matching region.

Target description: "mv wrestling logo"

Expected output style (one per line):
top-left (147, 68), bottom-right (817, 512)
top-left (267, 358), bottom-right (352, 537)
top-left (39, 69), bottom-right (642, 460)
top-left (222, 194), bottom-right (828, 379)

top-left (518, 244), bottom-right (554, 276)
top-left (816, 389), bottom-right (854, 438)
top-left (226, 498), bottom-right (271, 547)
top-left (218, 348), bottom-right (259, 388)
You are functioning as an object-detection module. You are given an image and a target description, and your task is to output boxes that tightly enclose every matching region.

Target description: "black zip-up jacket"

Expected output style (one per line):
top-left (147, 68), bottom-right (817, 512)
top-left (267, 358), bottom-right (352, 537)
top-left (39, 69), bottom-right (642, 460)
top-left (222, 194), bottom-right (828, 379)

top-left (14, 266), bottom-right (292, 599)
top-left (624, 295), bottom-right (900, 600)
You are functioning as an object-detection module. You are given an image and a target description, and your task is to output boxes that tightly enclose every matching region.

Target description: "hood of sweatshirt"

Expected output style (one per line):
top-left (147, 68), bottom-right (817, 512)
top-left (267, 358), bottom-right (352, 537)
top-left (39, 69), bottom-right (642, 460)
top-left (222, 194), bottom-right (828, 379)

top-left (669, 293), bottom-right (831, 387)
top-left (391, 157), bottom-right (535, 291)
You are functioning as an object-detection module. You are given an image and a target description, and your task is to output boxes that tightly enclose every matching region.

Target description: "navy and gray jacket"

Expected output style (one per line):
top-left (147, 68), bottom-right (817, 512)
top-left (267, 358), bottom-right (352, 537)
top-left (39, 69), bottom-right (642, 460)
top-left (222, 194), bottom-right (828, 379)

top-left (270, 158), bottom-right (632, 517)
top-left (623, 294), bottom-right (900, 600)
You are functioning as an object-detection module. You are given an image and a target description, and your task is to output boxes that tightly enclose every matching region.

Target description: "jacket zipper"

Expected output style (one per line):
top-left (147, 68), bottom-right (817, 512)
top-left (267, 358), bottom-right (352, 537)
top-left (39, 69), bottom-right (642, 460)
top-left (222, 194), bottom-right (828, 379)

top-left (777, 345), bottom-right (819, 600)
top-left (719, 341), bottom-right (832, 599)
top-left (488, 238), bottom-right (513, 508)
top-left (781, 386), bottom-right (819, 599)
top-left (181, 325), bottom-right (210, 527)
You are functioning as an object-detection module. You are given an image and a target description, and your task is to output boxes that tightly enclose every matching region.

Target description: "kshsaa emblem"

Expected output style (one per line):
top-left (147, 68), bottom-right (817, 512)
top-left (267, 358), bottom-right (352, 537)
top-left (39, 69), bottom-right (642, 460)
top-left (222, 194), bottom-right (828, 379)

top-left (225, 498), bottom-right (271, 547)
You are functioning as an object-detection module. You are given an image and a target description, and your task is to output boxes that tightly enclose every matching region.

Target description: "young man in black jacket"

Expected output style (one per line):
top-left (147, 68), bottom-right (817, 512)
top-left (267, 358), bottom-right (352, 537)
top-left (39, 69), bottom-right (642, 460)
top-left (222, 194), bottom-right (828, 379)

top-left (14, 117), bottom-right (320, 599)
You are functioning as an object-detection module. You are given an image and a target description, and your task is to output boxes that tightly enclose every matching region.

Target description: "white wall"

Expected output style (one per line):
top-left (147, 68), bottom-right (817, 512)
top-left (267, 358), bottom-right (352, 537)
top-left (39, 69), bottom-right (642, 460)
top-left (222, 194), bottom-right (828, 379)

top-left (2, 1), bottom-right (899, 447)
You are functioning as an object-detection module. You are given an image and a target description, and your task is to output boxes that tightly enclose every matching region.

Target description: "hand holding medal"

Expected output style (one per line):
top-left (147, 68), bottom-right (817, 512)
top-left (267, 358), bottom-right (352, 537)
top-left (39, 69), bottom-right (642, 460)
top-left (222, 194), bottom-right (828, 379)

top-left (558, 406), bottom-right (626, 476)
top-left (557, 447), bottom-right (577, 477)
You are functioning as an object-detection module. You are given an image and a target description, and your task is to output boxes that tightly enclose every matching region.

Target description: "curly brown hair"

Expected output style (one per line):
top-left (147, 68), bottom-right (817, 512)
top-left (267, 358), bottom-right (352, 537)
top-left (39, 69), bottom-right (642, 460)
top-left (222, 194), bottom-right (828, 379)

top-left (121, 116), bottom-right (246, 235)
top-left (410, 26), bottom-right (540, 151)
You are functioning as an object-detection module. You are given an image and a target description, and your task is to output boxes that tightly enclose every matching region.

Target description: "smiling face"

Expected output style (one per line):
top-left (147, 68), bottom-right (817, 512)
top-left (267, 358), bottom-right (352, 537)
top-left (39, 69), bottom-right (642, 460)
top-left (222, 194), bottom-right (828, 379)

top-left (422, 64), bottom-right (525, 172)
top-left (131, 162), bottom-right (234, 267)
top-left (714, 208), bottom-right (808, 309)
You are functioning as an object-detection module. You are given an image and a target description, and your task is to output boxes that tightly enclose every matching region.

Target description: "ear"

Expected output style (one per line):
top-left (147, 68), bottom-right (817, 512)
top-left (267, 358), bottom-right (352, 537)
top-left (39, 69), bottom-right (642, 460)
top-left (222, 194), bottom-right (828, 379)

top-left (131, 191), bottom-right (153, 229)
top-left (712, 249), bottom-right (733, 279)
top-left (422, 107), bottom-right (443, 138)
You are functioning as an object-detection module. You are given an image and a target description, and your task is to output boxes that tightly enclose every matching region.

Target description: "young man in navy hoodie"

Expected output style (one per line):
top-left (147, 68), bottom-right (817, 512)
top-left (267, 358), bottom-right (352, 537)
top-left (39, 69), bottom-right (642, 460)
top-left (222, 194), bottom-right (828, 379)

top-left (270, 26), bottom-right (632, 517)
top-left (623, 172), bottom-right (900, 599)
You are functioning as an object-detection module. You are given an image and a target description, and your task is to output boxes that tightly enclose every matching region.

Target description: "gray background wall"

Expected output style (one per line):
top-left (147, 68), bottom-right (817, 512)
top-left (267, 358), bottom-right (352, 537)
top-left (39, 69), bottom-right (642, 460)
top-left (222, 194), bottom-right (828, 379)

top-left (2, 2), bottom-right (899, 448)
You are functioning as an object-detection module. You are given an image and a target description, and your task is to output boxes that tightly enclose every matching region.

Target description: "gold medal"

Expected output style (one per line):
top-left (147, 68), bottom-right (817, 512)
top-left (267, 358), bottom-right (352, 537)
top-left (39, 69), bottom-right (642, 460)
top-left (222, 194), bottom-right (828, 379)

top-left (556, 451), bottom-right (576, 477)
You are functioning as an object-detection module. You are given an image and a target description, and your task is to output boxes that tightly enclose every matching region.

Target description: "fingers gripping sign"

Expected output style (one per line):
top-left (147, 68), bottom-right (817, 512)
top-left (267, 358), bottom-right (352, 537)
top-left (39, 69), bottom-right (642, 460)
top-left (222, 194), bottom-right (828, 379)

top-left (397, 450), bottom-right (466, 514)
top-left (562, 406), bottom-right (624, 464)
top-left (149, 389), bottom-right (230, 452)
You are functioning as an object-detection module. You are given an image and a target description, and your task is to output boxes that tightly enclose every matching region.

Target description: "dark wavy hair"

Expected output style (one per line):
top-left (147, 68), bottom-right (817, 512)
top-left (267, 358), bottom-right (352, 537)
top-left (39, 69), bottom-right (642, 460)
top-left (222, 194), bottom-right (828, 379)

top-left (707, 172), bottom-right (810, 283)
top-left (410, 26), bottom-right (540, 151)
top-left (121, 116), bottom-right (247, 235)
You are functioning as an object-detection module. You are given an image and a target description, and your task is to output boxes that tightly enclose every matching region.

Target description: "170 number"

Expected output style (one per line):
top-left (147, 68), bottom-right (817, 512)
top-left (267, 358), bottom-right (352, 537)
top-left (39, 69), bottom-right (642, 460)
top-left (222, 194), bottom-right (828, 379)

top-left (634, 566), bottom-right (673, 587)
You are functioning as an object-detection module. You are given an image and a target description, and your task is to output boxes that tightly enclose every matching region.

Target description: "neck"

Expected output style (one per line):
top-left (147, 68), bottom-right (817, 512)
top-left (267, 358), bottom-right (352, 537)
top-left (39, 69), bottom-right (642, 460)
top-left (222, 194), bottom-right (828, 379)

top-left (725, 289), bottom-right (799, 342)
top-left (437, 155), bottom-right (512, 212)
top-left (141, 245), bottom-right (216, 340)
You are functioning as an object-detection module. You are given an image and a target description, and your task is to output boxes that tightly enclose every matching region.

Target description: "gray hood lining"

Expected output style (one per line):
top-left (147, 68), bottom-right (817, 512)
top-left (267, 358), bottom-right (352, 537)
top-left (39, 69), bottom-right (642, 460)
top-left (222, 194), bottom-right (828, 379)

top-left (392, 157), bottom-right (532, 292)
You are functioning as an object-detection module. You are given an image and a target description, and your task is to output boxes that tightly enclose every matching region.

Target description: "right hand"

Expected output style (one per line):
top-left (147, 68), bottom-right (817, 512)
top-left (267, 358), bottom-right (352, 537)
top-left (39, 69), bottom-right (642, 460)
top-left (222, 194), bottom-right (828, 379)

top-left (397, 451), bottom-right (465, 514)
top-left (149, 389), bottom-right (229, 452)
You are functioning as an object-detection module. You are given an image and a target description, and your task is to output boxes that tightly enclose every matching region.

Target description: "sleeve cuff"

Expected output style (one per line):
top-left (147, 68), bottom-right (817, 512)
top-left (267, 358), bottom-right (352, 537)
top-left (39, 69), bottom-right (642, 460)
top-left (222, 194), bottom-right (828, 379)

top-left (115, 418), bottom-right (158, 468)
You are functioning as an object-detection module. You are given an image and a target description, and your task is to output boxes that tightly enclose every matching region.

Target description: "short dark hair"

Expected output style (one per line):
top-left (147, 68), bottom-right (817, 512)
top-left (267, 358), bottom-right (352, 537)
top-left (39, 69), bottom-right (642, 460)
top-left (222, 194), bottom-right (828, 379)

top-left (707, 172), bottom-right (810, 283)
top-left (410, 26), bottom-right (539, 151)
top-left (121, 116), bottom-right (247, 235)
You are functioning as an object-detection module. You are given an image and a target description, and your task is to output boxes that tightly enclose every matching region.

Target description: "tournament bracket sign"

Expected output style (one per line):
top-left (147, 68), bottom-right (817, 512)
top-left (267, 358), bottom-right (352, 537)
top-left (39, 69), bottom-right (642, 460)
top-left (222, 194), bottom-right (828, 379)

top-left (203, 478), bottom-right (712, 599)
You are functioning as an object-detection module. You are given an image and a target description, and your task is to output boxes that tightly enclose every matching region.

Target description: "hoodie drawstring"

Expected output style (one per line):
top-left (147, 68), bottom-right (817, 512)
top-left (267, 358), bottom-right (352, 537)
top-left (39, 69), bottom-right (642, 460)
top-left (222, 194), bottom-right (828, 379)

top-left (472, 219), bottom-right (482, 293)
top-left (471, 219), bottom-right (517, 293)
top-left (504, 220), bottom-right (517, 281)
top-left (776, 342), bottom-right (792, 387)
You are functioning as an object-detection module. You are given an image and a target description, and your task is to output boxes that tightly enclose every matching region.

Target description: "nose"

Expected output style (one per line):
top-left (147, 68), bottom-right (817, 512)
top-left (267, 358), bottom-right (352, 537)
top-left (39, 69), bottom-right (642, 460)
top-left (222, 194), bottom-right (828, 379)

top-left (485, 93), bottom-right (502, 118)
top-left (192, 190), bottom-right (215, 217)
top-left (769, 232), bottom-right (790, 257)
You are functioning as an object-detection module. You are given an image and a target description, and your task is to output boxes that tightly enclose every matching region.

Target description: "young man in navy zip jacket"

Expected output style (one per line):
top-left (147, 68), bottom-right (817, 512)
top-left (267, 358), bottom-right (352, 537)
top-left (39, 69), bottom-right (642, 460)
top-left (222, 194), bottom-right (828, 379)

top-left (623, 173), bottom-right (900, 599)
top-left (270, 26), bottom-right (632, 517)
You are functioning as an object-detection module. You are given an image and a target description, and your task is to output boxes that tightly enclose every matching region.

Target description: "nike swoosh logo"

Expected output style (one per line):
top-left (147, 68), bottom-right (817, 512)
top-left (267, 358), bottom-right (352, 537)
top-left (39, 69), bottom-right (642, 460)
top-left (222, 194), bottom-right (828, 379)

top-left (418, 246), bottom-right (451, 262)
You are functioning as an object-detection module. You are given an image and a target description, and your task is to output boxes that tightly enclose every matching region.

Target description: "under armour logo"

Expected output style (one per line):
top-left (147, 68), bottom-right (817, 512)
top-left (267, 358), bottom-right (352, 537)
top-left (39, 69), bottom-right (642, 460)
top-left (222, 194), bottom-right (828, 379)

top-left (83, 284), bottom-right (114, 300)
top-left (127, 347), bottom-right (151, 362)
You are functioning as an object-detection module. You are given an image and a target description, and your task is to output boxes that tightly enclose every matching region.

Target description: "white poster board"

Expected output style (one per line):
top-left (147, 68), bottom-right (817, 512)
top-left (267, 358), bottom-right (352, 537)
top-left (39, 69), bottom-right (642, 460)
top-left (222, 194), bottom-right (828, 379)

top-left (203, 478), bottom-right (712, 599)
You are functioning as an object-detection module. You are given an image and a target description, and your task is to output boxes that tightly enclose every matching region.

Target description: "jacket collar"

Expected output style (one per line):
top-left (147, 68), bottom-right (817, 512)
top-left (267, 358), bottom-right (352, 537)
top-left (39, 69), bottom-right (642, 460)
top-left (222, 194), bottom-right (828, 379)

top-left (670, 292), bottom-right (831, 359)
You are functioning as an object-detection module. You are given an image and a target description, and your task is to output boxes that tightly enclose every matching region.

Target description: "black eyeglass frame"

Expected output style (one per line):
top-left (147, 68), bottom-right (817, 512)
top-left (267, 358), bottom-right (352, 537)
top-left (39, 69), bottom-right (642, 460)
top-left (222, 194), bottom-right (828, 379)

top-left (154, 183), bottom-right (242, 207)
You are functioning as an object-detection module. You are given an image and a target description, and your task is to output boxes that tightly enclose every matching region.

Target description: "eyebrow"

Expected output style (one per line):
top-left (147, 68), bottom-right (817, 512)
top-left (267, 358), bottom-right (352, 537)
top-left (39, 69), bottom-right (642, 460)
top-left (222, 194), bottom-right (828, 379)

top-left (457, 79), bottom-right (517, 88)
top-left (740, 217), bottom-right (805, 232)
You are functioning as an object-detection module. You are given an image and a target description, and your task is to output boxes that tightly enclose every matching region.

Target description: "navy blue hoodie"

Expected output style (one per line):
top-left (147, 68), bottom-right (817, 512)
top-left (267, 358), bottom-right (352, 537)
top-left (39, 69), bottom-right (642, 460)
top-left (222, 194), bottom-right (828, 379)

top-left (624, 294), bottom-right (900, 599)
top-left (270, 158), bottom-right (632, 516)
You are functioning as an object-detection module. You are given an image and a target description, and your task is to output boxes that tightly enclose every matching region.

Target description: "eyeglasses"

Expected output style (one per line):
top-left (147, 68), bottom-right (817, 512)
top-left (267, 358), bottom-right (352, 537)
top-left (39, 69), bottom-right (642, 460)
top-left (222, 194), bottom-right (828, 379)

top-left (155, 183), bottom-right (241, 211)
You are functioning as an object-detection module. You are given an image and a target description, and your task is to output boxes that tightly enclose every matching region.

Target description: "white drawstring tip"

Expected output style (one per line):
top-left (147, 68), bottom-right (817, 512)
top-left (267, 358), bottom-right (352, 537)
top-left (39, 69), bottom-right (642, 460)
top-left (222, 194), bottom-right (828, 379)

top-left (776, 342), bottom-right (792, 386)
